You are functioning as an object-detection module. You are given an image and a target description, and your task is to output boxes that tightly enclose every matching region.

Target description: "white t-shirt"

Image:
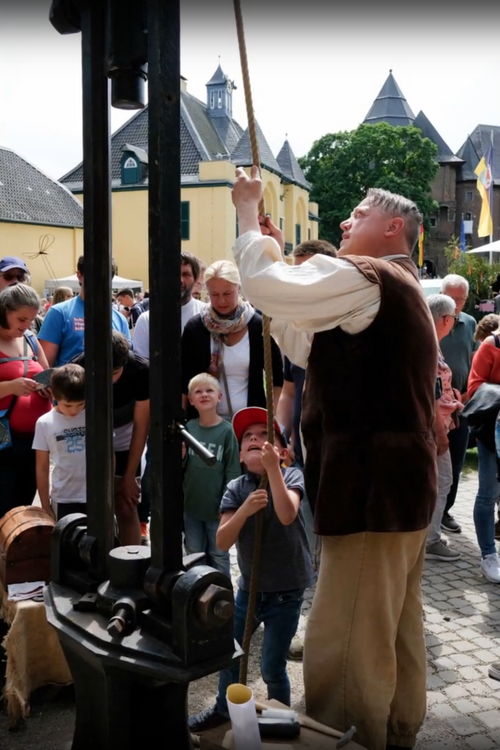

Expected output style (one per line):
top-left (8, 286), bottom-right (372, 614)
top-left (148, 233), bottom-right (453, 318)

top-left (132, 298), bottom-right (206, 362)
top-left (216, 331), bottom-right (250, 419)
top-left (182, 297), bottom-right (206, 333)
top-left (32, 409), bottom-right (87, 504)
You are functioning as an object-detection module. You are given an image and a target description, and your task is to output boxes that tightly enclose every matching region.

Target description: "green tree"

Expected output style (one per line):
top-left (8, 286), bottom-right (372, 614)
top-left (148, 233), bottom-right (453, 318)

top-left (299, 123), bottom-right (439, 250)
top-left (444, 237), bottom-right (500, 318)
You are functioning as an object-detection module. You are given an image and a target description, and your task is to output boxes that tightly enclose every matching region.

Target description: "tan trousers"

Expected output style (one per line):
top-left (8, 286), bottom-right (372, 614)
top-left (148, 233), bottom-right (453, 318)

top-left (303, 529), bottom-right (428, 750)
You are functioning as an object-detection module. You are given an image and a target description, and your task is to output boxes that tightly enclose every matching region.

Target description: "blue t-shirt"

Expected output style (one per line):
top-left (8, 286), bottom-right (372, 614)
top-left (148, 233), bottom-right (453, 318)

top-left (38, 295), bottom-right (130, 366)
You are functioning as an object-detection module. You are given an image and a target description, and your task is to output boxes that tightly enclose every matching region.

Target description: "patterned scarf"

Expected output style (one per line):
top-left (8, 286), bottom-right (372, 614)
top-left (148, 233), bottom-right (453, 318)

top-left (201, 299), bottom-right (255, 377)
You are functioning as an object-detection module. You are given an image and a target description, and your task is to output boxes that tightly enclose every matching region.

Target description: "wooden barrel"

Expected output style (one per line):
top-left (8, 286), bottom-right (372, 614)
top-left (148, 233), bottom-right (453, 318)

top-left (0, 506), bottom-right (55, 587)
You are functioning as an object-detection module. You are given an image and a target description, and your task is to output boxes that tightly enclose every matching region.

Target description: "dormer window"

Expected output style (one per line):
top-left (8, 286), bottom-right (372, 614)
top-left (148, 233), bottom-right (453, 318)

top-left (124, 157), bottom-right (137, 169)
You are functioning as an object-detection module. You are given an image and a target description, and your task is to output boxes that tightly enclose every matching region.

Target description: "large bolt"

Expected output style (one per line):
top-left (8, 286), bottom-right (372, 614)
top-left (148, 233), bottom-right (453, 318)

top-left (107, 608), bottom-right (127, 638)
top-left (197, 583), bottom-right (234, 626)
top-left (213, 600), bottom-right (232, 621)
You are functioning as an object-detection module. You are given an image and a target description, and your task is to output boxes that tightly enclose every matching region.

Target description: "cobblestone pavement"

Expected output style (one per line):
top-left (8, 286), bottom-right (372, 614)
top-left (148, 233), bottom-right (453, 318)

top-left (4, 469), bottom-right (500, 749)
top-left (190, 470), bottom-right (500, 749)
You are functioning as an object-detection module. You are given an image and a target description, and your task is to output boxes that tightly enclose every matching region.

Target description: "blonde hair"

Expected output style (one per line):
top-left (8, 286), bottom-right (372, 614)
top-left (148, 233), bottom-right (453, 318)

top-left (188, 372), bottom-right (221, 394)
top-left (475, 314), bottom-right (500, 342)
top-left (52, 286), bottom-right (73, 305)
top-left (204, 259), bottom-right (240, 287)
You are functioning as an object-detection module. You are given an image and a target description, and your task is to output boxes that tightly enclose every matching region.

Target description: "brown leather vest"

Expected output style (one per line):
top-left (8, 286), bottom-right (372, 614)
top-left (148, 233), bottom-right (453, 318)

top-left (301, 255), bottom-right (438, 536)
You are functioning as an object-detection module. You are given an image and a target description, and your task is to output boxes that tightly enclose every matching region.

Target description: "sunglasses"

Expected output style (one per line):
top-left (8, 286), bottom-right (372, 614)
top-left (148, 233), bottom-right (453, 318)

top-left (1, 272), bottom-right (27, 282)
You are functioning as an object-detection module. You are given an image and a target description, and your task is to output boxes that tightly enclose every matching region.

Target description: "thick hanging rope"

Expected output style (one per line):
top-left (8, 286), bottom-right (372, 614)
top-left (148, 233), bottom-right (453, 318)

top-left (233, 0), bottom-right (276, 686)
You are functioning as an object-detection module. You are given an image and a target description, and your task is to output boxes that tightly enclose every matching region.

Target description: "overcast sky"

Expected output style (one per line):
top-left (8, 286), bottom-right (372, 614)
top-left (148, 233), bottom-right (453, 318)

top-left (0, 0), bottom-right (499, 182)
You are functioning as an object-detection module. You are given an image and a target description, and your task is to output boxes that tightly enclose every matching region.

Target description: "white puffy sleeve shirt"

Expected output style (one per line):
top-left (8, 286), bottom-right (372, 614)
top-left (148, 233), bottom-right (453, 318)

top-left (233, 230), bottom-right (385, 368)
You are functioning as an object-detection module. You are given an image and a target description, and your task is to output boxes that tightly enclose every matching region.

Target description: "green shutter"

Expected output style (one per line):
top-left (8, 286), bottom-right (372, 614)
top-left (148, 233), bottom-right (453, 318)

top-left (295, 224), bottom-right (301, 245)
top-left (181, 201), bottom-right (190, 240)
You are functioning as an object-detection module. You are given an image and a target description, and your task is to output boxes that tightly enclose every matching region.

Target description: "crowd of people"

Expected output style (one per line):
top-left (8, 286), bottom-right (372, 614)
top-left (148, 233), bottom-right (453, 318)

top-left (1, 175), bottom-right (500, 750)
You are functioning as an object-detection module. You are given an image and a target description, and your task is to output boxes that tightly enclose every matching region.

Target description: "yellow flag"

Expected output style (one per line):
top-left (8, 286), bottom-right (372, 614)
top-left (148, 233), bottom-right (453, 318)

top-left (418, 225), bottom-right (424, 267)
top-left (474, 148), bottom-right (493, 238)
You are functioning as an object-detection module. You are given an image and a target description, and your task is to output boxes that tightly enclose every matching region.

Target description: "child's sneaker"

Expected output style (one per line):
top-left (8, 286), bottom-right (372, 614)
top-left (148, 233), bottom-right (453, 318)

top-left (188, 705), bottom-right (228, 733)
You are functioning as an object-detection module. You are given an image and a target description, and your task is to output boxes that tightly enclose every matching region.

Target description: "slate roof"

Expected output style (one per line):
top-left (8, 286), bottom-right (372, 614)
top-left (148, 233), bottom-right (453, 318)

top-left (231, 122), bottom-right (281, 173)
top-left (456, 126), bottom-right (500, 184)
top-left (364, 71), bottom-right (415, 127)
top-left (0, 146), bottom-right (83, 227)
top-left (276, 140), bottom-right (310, 189)
top-left (206, 64), bottom-right (227, 86)
top-left (413, 111), bottom-right (464, 164)
top-left (60, 71), bottom-right (308, 192)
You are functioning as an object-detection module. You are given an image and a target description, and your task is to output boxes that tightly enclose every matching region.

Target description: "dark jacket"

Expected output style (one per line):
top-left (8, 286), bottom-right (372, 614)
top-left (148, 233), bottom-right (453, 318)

top-left (182, 311), bottom-right (283, 422)
top-left (301, 255), bottom-right (438, 536)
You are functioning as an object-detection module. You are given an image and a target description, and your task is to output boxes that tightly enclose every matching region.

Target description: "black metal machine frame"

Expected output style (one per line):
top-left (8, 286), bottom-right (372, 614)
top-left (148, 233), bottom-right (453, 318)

top-left (44, 2), bottom-right (241, 747)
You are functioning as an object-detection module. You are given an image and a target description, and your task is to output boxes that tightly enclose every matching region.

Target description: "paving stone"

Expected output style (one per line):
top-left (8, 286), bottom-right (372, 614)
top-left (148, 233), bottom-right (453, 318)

top-left (434, 657), bottom-right (459, 670)
top-left (458, 667), bottom-right (484, 680)
top-left (427, 674), bottom-right (445, 689)
top-left (465, 735), bottom-right (497, 750)
top-left (425, 635), bottom-right (442, 647)
top-left (471, 650), bottom-right (498, 664)
top-left (450, 654), bottom-right (481, 667)
top-left (430, 645), bottom-right (456, 657)
top-left (451, 699), bottom-right (483, 714)
top-left (474, 710), bottom-right (500, 729)
top-left (437, 670), bottom-right (459, 684)
top-left (470, 637), bottom-right (498, 649)
top-left (427, 690), bottom-right (449, 705)
top-left (443, 684), bottom-right (470, 699)
top-left (458, 627), bottom-right (484, 639)
top-left (430, 703), bottom-right (460, 719)
top-left (471, 696), bottom-right (500, 710)
top-left (454, 640), bottom-right (481, 652)
top-left (447, 716), bottom-right (483, 736)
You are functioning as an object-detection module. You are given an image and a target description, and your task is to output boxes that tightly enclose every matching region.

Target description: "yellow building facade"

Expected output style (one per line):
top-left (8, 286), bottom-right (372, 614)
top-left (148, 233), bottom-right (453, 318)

top-left (0, 221), bottom-right (82, 295)
top-left (62, 66), bottom-right (319, 286)
top-left (0, 146), bottom-right (83, 296)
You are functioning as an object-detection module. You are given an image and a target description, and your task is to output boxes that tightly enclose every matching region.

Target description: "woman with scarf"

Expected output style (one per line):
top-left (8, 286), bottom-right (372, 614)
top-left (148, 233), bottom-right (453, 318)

top-left (182, 259), bottom-right (283, 422)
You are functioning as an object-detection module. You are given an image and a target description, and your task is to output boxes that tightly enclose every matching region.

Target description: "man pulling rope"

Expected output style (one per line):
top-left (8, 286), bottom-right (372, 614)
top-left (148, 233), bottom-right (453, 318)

top-left (230, 165), bottom-right (438, 750)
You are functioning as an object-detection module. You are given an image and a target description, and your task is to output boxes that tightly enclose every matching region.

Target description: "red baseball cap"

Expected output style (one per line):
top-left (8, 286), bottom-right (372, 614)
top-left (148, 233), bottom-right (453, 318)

top-left (232, 407), bottom-right (286, 445)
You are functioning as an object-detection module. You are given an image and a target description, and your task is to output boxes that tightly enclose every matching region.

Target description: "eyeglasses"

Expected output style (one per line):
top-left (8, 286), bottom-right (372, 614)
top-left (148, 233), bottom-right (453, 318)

top-left (1, 272), bottom-right (27, 282)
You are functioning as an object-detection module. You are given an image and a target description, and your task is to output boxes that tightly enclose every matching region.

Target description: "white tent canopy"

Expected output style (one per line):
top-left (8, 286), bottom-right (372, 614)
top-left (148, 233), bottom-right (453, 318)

top-left (466, 240), bottom-right (500, 254)
top-left (44, 274), bottom-right (143, 293)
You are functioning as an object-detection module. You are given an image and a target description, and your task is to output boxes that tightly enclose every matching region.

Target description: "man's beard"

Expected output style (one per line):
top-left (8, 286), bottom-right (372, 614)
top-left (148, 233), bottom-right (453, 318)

top-left (181, 285), bottom-right (192, 303)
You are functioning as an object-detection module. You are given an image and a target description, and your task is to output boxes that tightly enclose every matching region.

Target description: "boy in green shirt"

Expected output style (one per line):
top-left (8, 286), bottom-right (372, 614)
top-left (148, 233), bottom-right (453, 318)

top-left (183, 373), bottom-right (241, 575)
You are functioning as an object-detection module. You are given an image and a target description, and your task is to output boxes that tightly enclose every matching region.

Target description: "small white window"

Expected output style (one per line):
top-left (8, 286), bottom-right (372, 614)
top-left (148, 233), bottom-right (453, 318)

top-left (218, 90), bottom-right (223, 108)
top-left (124, 157), bottom-right (137, 168)
top-left (210, 91), bottom-right (215, 109)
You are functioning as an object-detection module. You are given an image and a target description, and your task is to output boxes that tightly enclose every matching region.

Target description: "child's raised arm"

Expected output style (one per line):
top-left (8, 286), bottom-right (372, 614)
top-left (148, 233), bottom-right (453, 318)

top-left (261, 442), bottom-right (300, 525)
top-left (216, 489), bottom-right (268, 551)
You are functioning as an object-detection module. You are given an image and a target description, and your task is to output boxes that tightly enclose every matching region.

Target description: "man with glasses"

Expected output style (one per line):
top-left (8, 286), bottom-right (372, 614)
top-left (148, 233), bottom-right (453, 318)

top-left (440, 274), bottom-right (477, 534)
top-left (0, 256), bottom-right (29, 291)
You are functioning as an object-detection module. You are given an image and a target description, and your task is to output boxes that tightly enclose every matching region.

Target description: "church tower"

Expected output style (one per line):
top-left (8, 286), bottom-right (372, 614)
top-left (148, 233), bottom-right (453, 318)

top-left (206, 62), bottom-right (236, 119)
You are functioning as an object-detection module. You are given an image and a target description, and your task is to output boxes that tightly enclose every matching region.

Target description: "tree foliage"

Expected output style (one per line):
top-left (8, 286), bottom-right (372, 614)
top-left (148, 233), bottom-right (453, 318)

top-left (444, 237), bottom-right (500, 318)
top-left (299, 123), bottom-right (439, 248)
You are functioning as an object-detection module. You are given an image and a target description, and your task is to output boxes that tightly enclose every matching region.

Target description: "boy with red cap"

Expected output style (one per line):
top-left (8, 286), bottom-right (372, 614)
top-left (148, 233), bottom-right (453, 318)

top-left (189, 406), bottom-right (316, 732)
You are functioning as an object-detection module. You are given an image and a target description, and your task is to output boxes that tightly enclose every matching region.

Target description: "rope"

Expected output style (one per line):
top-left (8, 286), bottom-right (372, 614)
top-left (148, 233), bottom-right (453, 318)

top-left (233, 0), bottom-right (275, 687)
